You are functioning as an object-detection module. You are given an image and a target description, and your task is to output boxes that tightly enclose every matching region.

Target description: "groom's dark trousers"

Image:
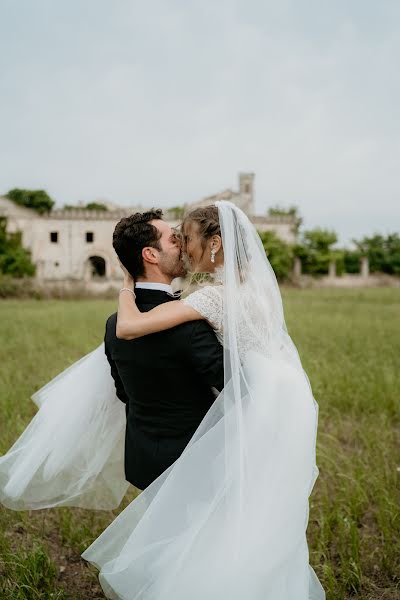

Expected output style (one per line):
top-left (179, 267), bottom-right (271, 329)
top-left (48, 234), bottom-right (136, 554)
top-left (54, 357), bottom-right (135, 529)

top-left (105, 287), bottom-right (224, 490)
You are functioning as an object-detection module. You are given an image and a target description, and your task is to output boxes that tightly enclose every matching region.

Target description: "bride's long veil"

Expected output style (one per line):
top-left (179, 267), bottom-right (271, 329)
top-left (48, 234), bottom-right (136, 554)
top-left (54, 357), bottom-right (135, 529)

top-left (0, 345), bottom-right (129, 510)
top-left (82, 201), bottom-right (325, 600)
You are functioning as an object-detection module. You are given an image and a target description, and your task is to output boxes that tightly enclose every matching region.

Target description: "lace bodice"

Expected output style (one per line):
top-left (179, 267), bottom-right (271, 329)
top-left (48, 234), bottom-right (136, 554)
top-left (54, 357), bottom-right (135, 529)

top-left (183, 285), bottom-right (224, 345)
top-left (184, 284), bottom-right (267, 358)
top-left (183, 284), bottom-right (295, 364)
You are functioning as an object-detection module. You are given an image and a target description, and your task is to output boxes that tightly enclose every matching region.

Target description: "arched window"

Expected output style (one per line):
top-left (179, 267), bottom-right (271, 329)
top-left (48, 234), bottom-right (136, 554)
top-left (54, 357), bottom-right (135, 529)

top-left (88, 256), bottom-right (106, 278)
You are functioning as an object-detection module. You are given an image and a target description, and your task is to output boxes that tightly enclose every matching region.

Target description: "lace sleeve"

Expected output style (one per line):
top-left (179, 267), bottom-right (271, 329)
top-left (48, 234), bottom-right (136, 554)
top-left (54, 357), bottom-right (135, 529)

top-left (183, 286), bottom-right (223, 332)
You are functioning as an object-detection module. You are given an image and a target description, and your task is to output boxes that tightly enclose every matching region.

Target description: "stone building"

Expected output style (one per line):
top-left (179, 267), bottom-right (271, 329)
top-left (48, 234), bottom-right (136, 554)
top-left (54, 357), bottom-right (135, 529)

top-left (189, 172), bottom-right (256, 216)
top-left (0, 197), bottom-right (137, 281)
top-left (0, 173), bottom-right (296, 282)
top-left (188, 173), bottom-right (296, 243)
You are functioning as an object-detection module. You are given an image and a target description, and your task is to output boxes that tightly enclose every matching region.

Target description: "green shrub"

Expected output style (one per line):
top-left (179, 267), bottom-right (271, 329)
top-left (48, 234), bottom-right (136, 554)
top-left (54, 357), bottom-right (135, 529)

top-left (0, 274), bottom-right (18, 297)
top-left (267, 205), bottom-right (303, 234)
top-left (353, 233), bottom-right (400, 275)
top-left (168, 205), bottom-right (186, 220)
top-left (343, 250), bottom-right (361, 274)
top-left (294, 228), bottom-right (338, 276)
top-left (64, 202), bottom-right (108, 211)
top-left (258, 230), bottom-right (293, 280)
top-left (6, 188), bottom-right (54, 214)
top-left (0, 218), bottom-right (35, 278)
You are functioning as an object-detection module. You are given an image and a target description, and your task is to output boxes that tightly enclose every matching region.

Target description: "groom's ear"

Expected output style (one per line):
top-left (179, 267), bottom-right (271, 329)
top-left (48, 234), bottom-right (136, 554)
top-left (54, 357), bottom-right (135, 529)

top-left (142, 246), bottom-right (159, 265)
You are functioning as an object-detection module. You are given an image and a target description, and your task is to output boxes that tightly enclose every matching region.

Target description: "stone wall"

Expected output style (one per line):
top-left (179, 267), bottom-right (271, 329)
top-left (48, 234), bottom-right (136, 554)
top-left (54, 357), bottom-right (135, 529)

top-left (291, 256), bottom-right (400, 288)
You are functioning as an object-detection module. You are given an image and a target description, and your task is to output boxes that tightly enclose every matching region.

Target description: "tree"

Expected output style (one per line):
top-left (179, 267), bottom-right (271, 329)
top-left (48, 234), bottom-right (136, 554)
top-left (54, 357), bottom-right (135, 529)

top-left (85, 202), bottom-right (108, 211)
top-left (386, 233), bottom-right (400, 275)
top-left (258, 230), bottom-right (293, 280)
top-left (343, 249), bottom-right (361, 274)
top-left (6, 188), bottom-right (54, 214)
top-left (0, 217), bottom-right (35, 277)
top-left (267, 205), bottom-right (303, 234)
top-left (294, 228), bottom-right (339, 275)
top-left (353, 233), bottom-right (400, 275)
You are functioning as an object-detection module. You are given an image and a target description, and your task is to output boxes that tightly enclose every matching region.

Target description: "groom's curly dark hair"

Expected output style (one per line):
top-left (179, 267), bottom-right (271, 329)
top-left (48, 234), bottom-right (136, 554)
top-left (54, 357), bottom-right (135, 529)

top-left (113, 209), bottom-right (163, 278)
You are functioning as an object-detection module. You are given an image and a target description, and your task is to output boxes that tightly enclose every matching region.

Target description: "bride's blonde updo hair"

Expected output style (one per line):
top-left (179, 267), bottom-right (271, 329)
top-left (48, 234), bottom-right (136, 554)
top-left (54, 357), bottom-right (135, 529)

top-left (182, 203), bottom-right (250, 282)
top-left (182, 205), bottom-right (221, 246)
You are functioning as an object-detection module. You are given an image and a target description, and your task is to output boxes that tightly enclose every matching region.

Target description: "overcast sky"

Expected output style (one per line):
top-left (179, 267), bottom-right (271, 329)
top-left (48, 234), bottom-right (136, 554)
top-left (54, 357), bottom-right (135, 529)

top-left (0, 0), bottom-right (399, 246)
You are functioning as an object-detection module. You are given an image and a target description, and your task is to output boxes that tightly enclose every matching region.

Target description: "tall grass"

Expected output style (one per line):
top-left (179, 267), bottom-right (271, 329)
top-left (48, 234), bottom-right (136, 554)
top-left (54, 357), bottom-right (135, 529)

top-left (0, 290), bottom-right (399, 599)
top-left (284, 288), bottom-right (400, 599)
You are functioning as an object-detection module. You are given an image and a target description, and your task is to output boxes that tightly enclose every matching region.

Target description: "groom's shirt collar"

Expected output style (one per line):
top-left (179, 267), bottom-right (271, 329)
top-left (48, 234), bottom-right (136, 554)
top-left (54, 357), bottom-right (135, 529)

top-left (135, 281), bottom-right (173, 294)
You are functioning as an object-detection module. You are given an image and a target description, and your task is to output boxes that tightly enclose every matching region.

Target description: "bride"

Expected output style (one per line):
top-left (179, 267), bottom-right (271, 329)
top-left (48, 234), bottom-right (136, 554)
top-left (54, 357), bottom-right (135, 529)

top-left (0, 200), bottom-right (325, 599)
top-left (82, 201), bottom-right (325, 599)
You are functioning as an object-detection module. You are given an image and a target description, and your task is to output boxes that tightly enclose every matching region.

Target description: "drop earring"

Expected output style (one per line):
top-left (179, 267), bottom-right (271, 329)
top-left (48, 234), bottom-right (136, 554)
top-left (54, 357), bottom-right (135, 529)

top-left (211, 248), bottom-right (216, 263)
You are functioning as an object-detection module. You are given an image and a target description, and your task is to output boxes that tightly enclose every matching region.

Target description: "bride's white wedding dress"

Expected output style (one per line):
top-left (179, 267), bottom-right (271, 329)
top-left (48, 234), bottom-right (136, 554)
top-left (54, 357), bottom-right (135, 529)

top-left (82, 202), bottom-right (326, 599)
top-left (0, 200), bottom-right (325, 599)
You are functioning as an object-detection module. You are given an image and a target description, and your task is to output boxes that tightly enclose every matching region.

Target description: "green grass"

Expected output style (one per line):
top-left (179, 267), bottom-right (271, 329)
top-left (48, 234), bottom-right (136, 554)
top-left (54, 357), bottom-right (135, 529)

top-left (0, 290), bottom-right (399, 599)
top-left (0, 539), bottom-right (65, 600)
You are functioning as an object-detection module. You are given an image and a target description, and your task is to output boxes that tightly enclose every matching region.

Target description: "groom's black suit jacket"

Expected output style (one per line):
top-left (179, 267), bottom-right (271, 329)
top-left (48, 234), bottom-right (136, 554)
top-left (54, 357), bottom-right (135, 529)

top-left (105, 287), bottom-right (224, 490)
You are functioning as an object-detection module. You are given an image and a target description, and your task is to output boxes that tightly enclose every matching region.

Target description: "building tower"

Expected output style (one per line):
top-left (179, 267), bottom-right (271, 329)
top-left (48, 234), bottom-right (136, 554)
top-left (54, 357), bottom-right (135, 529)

top-left (238, 172), bottom-right (255, 216)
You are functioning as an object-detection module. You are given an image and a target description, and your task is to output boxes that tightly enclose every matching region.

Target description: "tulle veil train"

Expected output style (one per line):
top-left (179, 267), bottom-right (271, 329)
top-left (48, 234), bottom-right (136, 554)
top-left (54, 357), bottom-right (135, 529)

top-left (0, 344), bottom-right (129, 510)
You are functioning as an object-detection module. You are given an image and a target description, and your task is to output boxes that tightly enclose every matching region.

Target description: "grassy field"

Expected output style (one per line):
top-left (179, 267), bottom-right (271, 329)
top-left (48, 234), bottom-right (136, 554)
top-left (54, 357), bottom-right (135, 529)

top-left (0, 289), bottom-right (399, 599)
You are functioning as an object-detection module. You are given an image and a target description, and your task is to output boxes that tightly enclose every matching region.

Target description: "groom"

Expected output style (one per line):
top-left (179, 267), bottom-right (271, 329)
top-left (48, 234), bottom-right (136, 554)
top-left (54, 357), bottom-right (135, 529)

top-left (105, 209), bottom-right (224, 490)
